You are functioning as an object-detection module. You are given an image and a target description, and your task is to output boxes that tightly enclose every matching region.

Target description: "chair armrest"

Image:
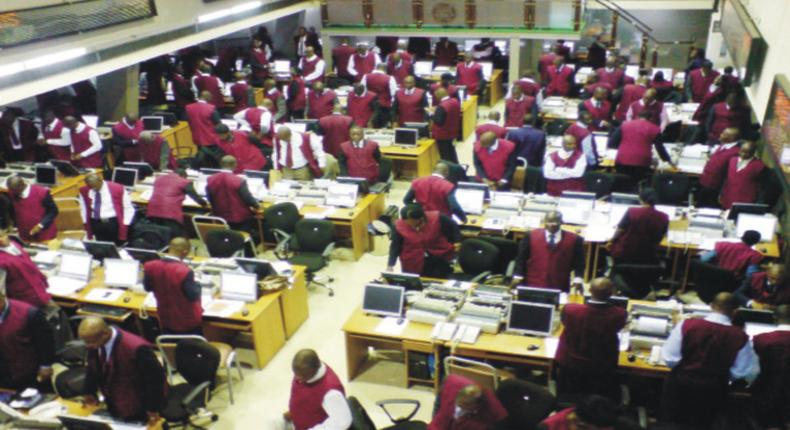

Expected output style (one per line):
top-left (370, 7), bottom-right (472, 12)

top-left (470, 270), bottom-right (492, 284)
top-left (505, 260), bottom-right (515, 279)
top-left (376, 399), bottom-right (421, 423)
top-left (181, 381), bottom-right (212, 411)
top-left (321, 242), bottom-right (336, 259)
top-left (55, 340), bottom-right (86, 358)
top-left (516, 157), bottom-right (528, 167)
top-left (272, 229), bottom-right (292, 246)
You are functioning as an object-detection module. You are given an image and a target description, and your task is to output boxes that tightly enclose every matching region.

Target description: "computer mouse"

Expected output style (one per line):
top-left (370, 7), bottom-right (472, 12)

top-left (241, 308), bottom-right (249, 316)
top-left (627, 354), bottom-right (636, 362)
top-left (527, 344), bottom-right (539, 351)
top-left (397, 317), bottom-right (405, 325)
top-left (123, 297), bottom-right (131, 303)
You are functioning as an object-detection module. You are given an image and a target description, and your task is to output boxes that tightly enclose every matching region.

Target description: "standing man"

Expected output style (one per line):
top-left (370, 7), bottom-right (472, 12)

top-left (473, 131), bottom-right (518, 190)
top-left (504, 84), bottom-right (537, 128)
top-left (37, 110), bottom-right (71, 161)
top-left (317, 105), bottom-right (353, 157)
top-left (332, 38), bottom-right (356, 82)
top-left (229, 72), bottom-right (254, 113)
top-left (595, 57), bottom-right (625, 90)
top-left (262, 79), bottom-right (287, 123)
top-left (146, 168), bottom-right (208, 238)
top-left (387, 204), bottom-right (459, 278)
top-left (434, 37), bottom-right (459, 67)
top-left (720, 141), bottom-right (764, 209)
top-left (305, 82), bottom-right (337, 120)
top-left (361, 63), bottom-right (397, 127)
top-left (564, 112), bottom-right (597, 168)
top-left (185, 91), bottom-right (221, 153)
top-left (615, 75), bottom-right (649, 122)
top-left (506, 114), bottom-right (546, 167)
top-left (78, 173), bottom-right (135, 244)
top-left (546, 56), bottom-right (574, 97)
top-left (544, 135), bottom-right (586, 196)
top-left (0, 228), bottom-right (52, 310)
top-left (511, 70), bottom-right (541, 97)
top-left (700, 230), bottom-right (763, 281)
top-left (206, 156), bottom-right (260, 233)
top-left (555, 277), bottom-right (628, 399)
top-left (192, 64), bottom-right (225, 109)
top-left (698, 127), bottom-right (742, 207)
top-left (338, 126), bottom-right (381, 184)
top-left (64, 116), bottom-right (104, 169)
top-left (751, 305), bottom-right (790, 430)
top-left (393, 76), bottom-right (428, 126)
top-left (428, 375), bottom-right (508, 430)
top-left (686, 60), bottom-right (719, 103)
top-left (403, 162), bottom-right (466, 222)
top-left (138, 132), bottom-right (177, 171)
top-left (298, 46), bottom-right (326, 86)
top-left (387, 52), bottom-right (413, 86)
top-left (143, 237), bottom-right (203, 335)
top-left (475, 111), bottom-right (507, 140)
top-left (706, 92), bottom-right (750, 144)
top-left (286, 68), bottom-right (308, 120)
top-left (514, 211), bottom-right (585, 292)
top-left (111, 113), bottom-right (144, 163)
top-left (455, 52), bottom-right (485, 96)
top-left (431, 88), bottom-right (461, 163)
top-left (79, 317), bottom-right (166, 425)
top-left (611, 111), bottom-right (674, 185)
top-left (272, 127), bottom-right (328, 181)
top-left (213, 125), bottom-right (267, 173)
top-left (249, 38), bottom-right (271, 86)
top-left (661, 292), bottom-right (759, 428)
top-left (346, 83), bottom-right (379, 128)
top-left (608, 187), bottom-right (669, 265)
top-left (626, 88), bottom-right (667, 129)
top-left (430, 73), bottom-right (459, 106)
top-left (285, 349), bottom-right (352, 430)
top-left (0, 289), bottom-right (54, 389)
top-left (347, 43), bottom-right (379, 83)
top-left (6, 176), bottom-right (58, 243)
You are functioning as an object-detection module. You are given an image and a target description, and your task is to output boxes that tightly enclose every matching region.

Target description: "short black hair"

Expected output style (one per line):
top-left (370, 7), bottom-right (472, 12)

top-left (400, 204), bottom-right (425, 220)
top-left (639, 187), bottom-right (657, 205)
top-left (741, 230), bottom-right (761, 246)
top-left (576, 395), bottom-right (617, 427)
top-left (214, 124), bottom-right (230, 134)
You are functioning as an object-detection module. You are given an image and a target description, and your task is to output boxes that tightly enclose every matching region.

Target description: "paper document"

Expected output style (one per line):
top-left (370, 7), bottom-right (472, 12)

top-left (32, 250), bottom-right (60, 265)
top-left (543, 337), bottom-right (559, 358)
top-left (375, 317), bottom-right (408, 335)
top-left (84, 288), bottom-right (125, 303)
top-left (634, 317), bottom-right (668, 336)
top-left (271, 261), bottom-right (293, 275)
top-left (203, 299), bottom-right (245, 317)
top-left (47, 277), bottom-right (86, 296)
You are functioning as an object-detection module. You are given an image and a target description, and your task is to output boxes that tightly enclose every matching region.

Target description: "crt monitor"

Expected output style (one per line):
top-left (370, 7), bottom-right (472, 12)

top-left (610, 193), bottom-right (641, 205)
top-left (35, 165), bottom-right (57, 186)
top-left (294, 119), bottom-right (319, 133)
top-left (403, 122), bottom-right (430, 139)
top-left (728, 203), bottom-right (769, 220)
top-left (362, 283), bottom-right (405, 318)
top-left (124, 247), bottom-right (161, 263)
top-left (394, 128), bottom-right (418, 146)
top-left (50, 159), bottom-right (81, 177)
top-left (381, 271), bottom-right (423, 291)
top-left (507, 301), bottom-right (555, 337)
top-left (122, 162), bottom-right (154, 180)
top-left (141, 116), bottom-right (164, 132)
top-left (112, 167), bottom-right (138, 187)
top-left (235, 258), bottom-right (275, 280)
top-left (516, 286), bottom-right (561, 306)
top-left (82, 240), bottom-right (121, 262)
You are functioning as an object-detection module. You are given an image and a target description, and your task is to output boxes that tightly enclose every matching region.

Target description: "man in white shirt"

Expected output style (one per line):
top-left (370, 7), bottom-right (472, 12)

top-left (298, 46), bottom-right (326, 86)
top-left (284, 349), bottom-right (352, 430)
top-left (63, 116), bottom-right (104, 169)
top-left (233, 103), bottom-right (273, 136)
top-left (37, 111), bottom-right (71, 160)
top-left (347, 44), bottom-right (380, 82)
top-left (78, 173), bottom-right (135, 244)
top-left (273, 126), bottom-right (330, 181)
top-left (543, 135), bottom-right (587, 196)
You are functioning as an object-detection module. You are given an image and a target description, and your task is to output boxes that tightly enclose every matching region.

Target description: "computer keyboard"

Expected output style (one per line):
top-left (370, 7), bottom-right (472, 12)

top-left (79, 304), bottom-right (131, 319)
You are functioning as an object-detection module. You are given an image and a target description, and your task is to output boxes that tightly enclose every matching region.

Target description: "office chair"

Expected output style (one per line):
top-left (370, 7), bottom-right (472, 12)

top-left (651, 172), bottom-right (690, 205)
top-left (192, 215), bottom-right (255, 257)
top-left (690, 260), bottom-right (738, 304)
top-left (204, 229), bottom-right (246, 258)
top-left (524, 166), bottom-right (546, 194)
top-left (511, 157), bottom-right (528, 191)
top-left (451, 238), bottom-right (500, 282)
top-left (159, 338), bottom-right (220, 429)
top-left (54, 197), bottom-right (87, 241)
top-left (261, 202), bottom-right (300, 259)
top-left (477, 236), bottom-right (518, 279)
top-left (611, 262), bottom-right (665, 299)
top-left (347, 396), bottom-right (426, 430)
top-left (444, 356), bottom-right (514, 392)
top-left (544, 119), bottom-right (569, 136)
top-left (287, 219), bottom-right (336, 296)
top-left (585, 171), bottom-right (616, 198)
top-left (495, 378), bottom-right (556, 430)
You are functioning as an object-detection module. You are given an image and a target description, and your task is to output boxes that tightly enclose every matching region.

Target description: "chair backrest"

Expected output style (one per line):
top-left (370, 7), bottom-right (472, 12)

top-left (294, 219), bottom-right (335, 254)
top-left (378, 156), bottom-right (393, 183)
top-left (444, 161), bottom-right (469, 185)
top-left (511, 158), bottom-right (528, 192)
top-left (477, 236), bottom-right (518, 275)
top-left (544, 119), bottom-right (569, 136)
top-left (346, 397), bottom-right (377, 430)
top-left (444, 356), bottom-right (498, 392)
top-left (691, 260), bottom-right (738, 304)
top-left (524, 166), bottom-right (546, 194)
top-left (458, 238), bottom-right (499, 276)
top-left (584, 171), bottom-right (616, 198)
top-left (495, 378), bottom-right (556, 430)
top-left (204, 229), bottom-right (246, 258)
top-left (191, 215), bottom-right (229, 244)
top-left (54, 197), bottom-right (86, 238)
top-left (651, 173), bottom-right (690, 205)
top-left (128, 219), bottom-right (171, 250)
top-left (611, 263), bottom-right (663, 299)
top-left (175, 338), bottom-right (220, 386)
top-left (262, 202), bottom-right (300, 239)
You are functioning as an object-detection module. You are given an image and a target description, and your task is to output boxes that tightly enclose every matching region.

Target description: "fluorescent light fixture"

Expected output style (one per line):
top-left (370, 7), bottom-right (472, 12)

top-left (198, 1), bottom-right (262, 23)
top-left (24, 48), bottom-right (87, 70)
top-left (232, 1), bottom-right (262, 13)
top-left (0, 62), bottom-right (25, 78)
top-left (198, 9), bottom-right (233, 23)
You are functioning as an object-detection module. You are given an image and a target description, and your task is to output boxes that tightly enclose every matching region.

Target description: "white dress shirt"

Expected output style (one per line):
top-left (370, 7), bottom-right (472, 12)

top-left (360, 70), bottom-right (397, 103)
top-left (79, 181), bottom-right (136, 225)
top-left (625, 99), bottom-right (669, 131)
top-left (297, 35), bottom-right (308, 57)
top-left (101, 327), bottom-right (119, 362)
top-left (347, 52), bottom-right (381, 77)
top-left (39, 118), bottom-right (71, 147)
top-left (736, 156), bottom-right (755, 172)
top-left (713, 141), bottom-right (739, 155)
top-left (299, 55), bottom-right (326, 83)
top-left (273, 133), bottom-right (326, 170)
top-left (540, 230), bottom-right (584, 286)
top-left (73, 123), bottom-right (103, 158)
top-left (305, 363), bottom-right (352, 430)
top-left (233, 107), bottom-right (272, 134)
top-left (543, 148), bottom-right (587, 180)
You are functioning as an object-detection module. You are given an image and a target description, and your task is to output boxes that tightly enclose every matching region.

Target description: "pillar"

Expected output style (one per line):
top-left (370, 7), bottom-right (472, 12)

top-left (322, 33), bottom-right (333, 72)
top-left (509, 37), bottom-right (521, 83)
top-left (96, 65), bottom-right (139, 123)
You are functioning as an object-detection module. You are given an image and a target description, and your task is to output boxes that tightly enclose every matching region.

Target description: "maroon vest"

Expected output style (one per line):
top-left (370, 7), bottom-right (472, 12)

top-left (456, 62), bottom-right (483, 93)
top-left (351, 53), bottom-right (376, 82)
top-left (44, 119), bottom-right (71, 161)
top-left (146, 173), bottom-right (190, 223)
top-left (615, 84), bottom-right (647, 121)
top-left (300, 56), bottom-right (324, 85)
top-left (430, 83), bottom-right (458, 106)
top-left (676, 318), bottom-right (747, 387)
top-left (474, 139), bottom-right (515, 182)
top-left (194, 75), bottom-right (225, 108)
top-left (207, 172), bottom-right (254, 223)
top-left (609, 206), bottom-right (668, 262)
top-left (70, 126), bottom-right (104, 168)
top-left (556, 303), bottom-right (628, 370)
top-left (289, 364), bottom-right (346, 430)
top-left (172, 74), bottom-right (193, 108)
top-left (347, 91), bottom-right (377, 127)
top-left (583, 99), bottom-right (612, 130)
top-left (318, 114), bottom-right (353, 156)
top-left (340, 140), bottom-right (380, 183)
top-left (546, 150), bottom-right (586, 196)
top-left (475, 123), bottom-right (507, 140)
top-left (230, 82), bottom-right (251, 112)
top-left (144, 259), bottom-right (202, 332)
top-left (713, 241), bottom-right (762, 279)
top-left (186, 102), bottom-right (218, 147)
top-left (411, 176), bottom-right (454, 216)
top-left (614, 119), bottom-right (660, 167)
top-left (708, 102), bottom-right (746, 142)
top-left (431, 97), bottom-right (460, 140)
top-left (435, 42), bottom-right (458, 66)
top-left (332, 45), bottom-right (356, 79)
top-left (11, 185), bottom-right (58, 242)
top-left (699, 144), bottom-right (740, 190)
top-left (250, 48), bottom-right (269, 80)
top-left (364, 73), bottom-right (393, 108)
top-left (394, 211), bottom-right (455, 274)
top-left (749, 272), bottom-right (790, 306)
top-left (514, 79), bottom-right (540, 97)
top-left (504, 96), bottom-right (535, 128)
top-left (263, 89), bottom-right (284, 114)
top-left (0, 299), bottom-right (41, 387)
top-left (564, 123), bottom-right (592, 157)
top-left (307, 90), bottom-right (336, 120)
top-left (138, 135), bottom-right (176, 170)
top-left (0, 243), bottom-right (51, 307)
top-left (112, 120), bottom-right (144, 161)
top-left (429, 374), bottom-right (508, 430)
top-left (538, 53), bottom-right (557, 82)
top-left (547, 65), bottom-right (573, 96)
top-left (79, 182), bottom-right (129, 240)
top-left (628, 100), bottom-right (663, 125)
top-left (595, 67), bottom-right (625, 88)
top-left (752, 329), bottom-right (790, 409)
top-left (720, 157), bottom-right (764, 209)
top-left (688, 69), bottom-right (719, 102)
top-left (288, 77), bottom-right (307, 111)
top-left (526, 229), bottom-right (578, 291)
top-left (244, 107), bottom-right (266, 135)
top-left (387, 60), bottom-right (411, 85)
top-left (541, 408), bottom-right (602, 430)
top-left (395, 89), bottom-right (426, 125)
top-left (215, 131), bottom-right (267, 173)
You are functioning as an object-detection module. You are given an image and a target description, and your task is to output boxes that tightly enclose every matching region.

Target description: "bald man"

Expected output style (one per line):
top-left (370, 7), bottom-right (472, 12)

top-left (79, 317), bottom-right (166, 425)
top-left (143, 238), bottom-right (203, 335)
top-left (285, 349), bottom-right (351, 430)
top-left (137, 131), bottom-right (177, 171)
top-left (206, 156), bottom-right (260, 233)
top-left (429, 374), bottom-right (507, 430)
top-left (473, 131), bottom-right (517, 190)
top-left (6, 176), bottom-right (58, 242)
top-left (556, 278), bottom-right (627, 399)
top-left (661, 292), bottom-right (760, 428)
top-left (751, 305), bottom-right (790, 429)
top-left (392, 76), bottom-right (428, 126)
top-left (403, 162), bottom-right (466, 222)
top-left (736, 263), bottom-right (790, 308)
top-left (78, 173), bottom-right (135, 244)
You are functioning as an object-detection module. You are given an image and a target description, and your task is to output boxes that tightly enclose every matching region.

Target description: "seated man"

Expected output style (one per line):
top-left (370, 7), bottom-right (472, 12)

top-left (403, 162), bottom-right (466, 222)
top-left (6, 176), bottom-right (58, 243)
top-left (544, 135), bottom-right (586, 196)
top-left (146, 168), bottom-right (207, 238)
top-left (473, 131), bottom-right (517, 190)
top-left (206, 156), bottom-right (260, 233)
top-left (736, 263), bottom-right (790, 308)
top-left (272, 126), bottom-right (329, 181)
top-left (475, 111), bottom-right (507, 140)
top-left (111, 113), bottom-right (143, 164)
top-left (697, 127), bottom-right (742, 208)
top-left (751, 305), bottom-right (790, 430)
top-left (0, 228), bottom-right (51, 308)
top-left (608, 188), bottom-right (669, 265)
top-left (514, 211), bottom-right (584, 292)
top-left (428, 374), bottom-right (508, 430)
top-left (0, 289), bottom-right (54, 389)
top-left (78, 173), bottom-right (135, 244)
top-left (387, 204), bottom-right (459, 278)
top-left (338, 126), bottom-right (381, 184)
top-left (306, 82), bottom-right (337, 120)
top-left (285, 349), bottom-right (352, 430)
top-left (700, 230), bottom-right (763, 281)
top-left (79, 317), bottom-right (166, 425)
top-left (578, 87), bottom-right (612, 131)
top-left (720, 141), bottom-right (765, 210)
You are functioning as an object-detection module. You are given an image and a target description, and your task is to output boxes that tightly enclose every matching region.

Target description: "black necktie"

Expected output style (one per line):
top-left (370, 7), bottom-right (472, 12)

top-left (548, 234), bottom-right (557, 249)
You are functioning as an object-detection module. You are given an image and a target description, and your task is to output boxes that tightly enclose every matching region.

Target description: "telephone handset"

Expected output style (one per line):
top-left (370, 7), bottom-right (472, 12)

top-left (138, 293), bottom-right (157, 319)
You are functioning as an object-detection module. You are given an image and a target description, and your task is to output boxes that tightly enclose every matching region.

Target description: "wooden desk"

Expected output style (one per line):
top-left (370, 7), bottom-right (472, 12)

top-left (160, 122), bottom-right (195, 158)
top-left (461, 95), bottom-right (478, 141)
top-left (486, 69), bottom-right (504, 107)
top-left (380, 139), bottom-right (439, 179)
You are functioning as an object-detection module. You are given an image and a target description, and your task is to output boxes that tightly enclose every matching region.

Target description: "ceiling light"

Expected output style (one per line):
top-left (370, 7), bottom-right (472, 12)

top-left (24, 48), bottom-right (88, 70)
top-left (0, 62), bottom-right (25, 78)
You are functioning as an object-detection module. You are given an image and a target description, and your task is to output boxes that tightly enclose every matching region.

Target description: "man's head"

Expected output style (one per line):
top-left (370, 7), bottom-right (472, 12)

top-left (6, 176), bottom-right (26, 195)
top-left (78, 317), bottom-right (113, 350)
top-left (464, 52), bottom-right (473, 63)
top-left (639, 187), bottom-right (657, 206)
top-left (355, 44), bottom-right (367, 55)
top-left (312, 81), bottom-right (324, 93)
top-left (261, 99), bottom-right (274, 112)
top-left (264, 78), bottom-right (275, 90)
top-left (349, 126), bottom-right (364, 143)
top-left (277, 126), bottom-right (292, 141)
top-left (643, 88), bottom-right (657, 104)
top-left (234, 71), bottom-right (247, 83)
top-left (741, 230), bottom-right (761, 247)
top-left (774, 305), bottom-right (790, 325)
top-left (434, 161), bottom-right (450, 179)
top-left (605, 57), bottom-right (617, 69)
top-left (653, 71), bottom-right (666, 83)
top-left (42, 110), bottom-right (56, 125)
top-left (440, 73), bottom-right (454, 85)
top-left (574, 395), bottom-right (617, 429)
top-left (434, 88), bottom-right (448, 100)
top-left (397, 41), bottom-right (407, 51)
top-left (125, 112), bottom-right (139, 123)
top-left (85, 173), bottom-right (104, 191)
top-left (391, 53), bottom-right (401, 64)
top-left (766, 263), bottom-right (787, 286)
top-left (544, 211), bottom-right (562, 234)
top-left (305, 46), bottom-right (315, 58)
top-left (403, 76), bottom-right (416, 90)
top-left (561, 135), bottom-right (577, 153)
top-left (487, 111), bottom-right (501, 123)
top-left (215, 124), bottom-right (232, 140)
top-left (590, 277), bottom-right (614, 301)
top-left (297, 26), bottom-right (306, 36)
top-left (456, 384), bottom-right (484, 413)
top-left (553, 56), bottom-right (564, 67)
top-left (292, 348), bottom-right (322, 383)
top-left (719, 127), bottom-right (740, 144)
top-left (63, 116), bottom-right (79, 131)
top-left (593, 86), bottom-right (608, 101)
top-left (353, 83), bottom-right (366, 96)
top-left (400, 204), bottom-right (426, 230)
top-left (252, 38), bottom-right (262, 49)
top-left (578, 111), bottom-right (592, 126)
top-left (739, 141), bottom-right (756, 160)
top-left (702, 60), bottom-right (713, 72)
top-left (0, 228), bottom-right (12, 248)
top-left (479, 131), bottom-right (497, 149)
top-left (139, 131), bottom-right (156, 145)
top-left (711, 292), bottom-right (741, 319)
top-left (220, 155), bottom-right (237, 170)
top-left (168, 237), bottom-right (191, 259)
top-left (332, 103), bottom-right (344, 115)
top-left (511, 84), bottom-right (523, 99)
top-left (199, 90), bottom-right (213, 102)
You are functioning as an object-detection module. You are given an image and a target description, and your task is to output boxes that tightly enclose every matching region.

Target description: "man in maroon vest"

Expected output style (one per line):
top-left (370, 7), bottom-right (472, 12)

top-left (79, 173), bottom-right (135, 244)
top-left (686, 60), bottom-right (719, 103)
top-left (347, 43), bottom-right (379, 83)
top-left (37, 110), bottom-right (71, 161)
top-left (403, 162), bottom-right (466, 222)
top-left (736, 263), bottom-right (790, 308)
top-left (170, 64), bottom-right (195, 118)
top-left (612, 111), bottom-right (674, 185)
top-left (697, 127), bottom-right (742, 207)
top-left (79, 317), bottom-right (166, 425)
top-left (392, 76), bottom-right (428, 126)
top-left (0, 108), bottom-right (38, 162)
top-left (362, 63), bottom-right (397, 127)
top-left (615, 75), bottom-right (648, 122)
top-left (428, 375), bottom-right (508, 430)
top-left (338, 126), bottom-right (381, 184)
top-left (213, 125), bottom-right (267, 173)
top-left (287, 70), bottom-right (308, 120)
top-left (431, 88), bottom-right (461, 163)
top-left (146, 168), bottom-right (207, 238)
top-left (63, 116), bottom-right (104, 169)
top-left (751, 305), bottom-right (790, 429)
top-left (543, 135), bottom-right (587, 196)
top-left (538, 395), bottom-right (619, 430)
top-left (514, 211), bottom-right (584, 292)
top-left (609, 188), bottom-right (669, 265)
top-left (318, 105), bottom-right (353, 157)
top-left (284, 349), bottom-right (351, 430)
top-left (0, 290), bottom-right (54, 389)
top-left (206, 156), bottom-right (260, 232)
top-left (473, 131), bottom-right (517, 190)
top-left (0, 228), bottom-right (51, 308)
top-left (430, 73), bottom-right (459, 106)
top-left (385, 41), bottom-right (413, 65)
top-left (595, 57), bottom-right (625, 90)
top-left (262, 79), bottom-right (287, 123)
top-left (273, 127), bottom-right (328, 181)
top-left (306, 82), bottom-right (337, 120)
top-left (546, 57), bottom-right (574, 97)
top-left (143, 237), bottom-right (203, 335)
top-left (111, 113), bottom-right (144, 164)
top-left (720, 140), bottom-right (765, 209)
top-left (434, 37), bottom-right (459, 67)
top-left (6, 176), bottom-right (58, 243)
top-left (700, 230), bottom-right (763, 281)
top-left (387, 204), bottom-right (459, 278)
top-left (456, 52), bottom-right (485, 95)
top-left (331, 38), bottom-right (356, 82)
top-left (229, 72), bottom-right (254, 113)
top-left (625, 88), bottom-right (667, 128)
top-left (661, 292), bottom-right (759, 428)
top-left (137, 132), bottom-right (177, 171)
top-left (579, 87), bottom-right (612, 131)
top-left (386, 52), bottom-right (413, 86)
top-left (556, 277), bottom-right (627, 399)
top-left (564, 112), bottom-right (598, 168)
top-left (249, 38), bottom-right (271, 86)
top-left (504, 84), bottom-right (537, 128)
top-left (233, 102), bottom-right (273, 144)
top-left (475, 111), bottom-right (507, 140)
top-left (706, 92), bottom-right (750, 144)
top-left (192, 64), bottom-right (225, 109)
top-left (347, 83), bottom-right (379, 128)
top-left (185, 91), bottom-right (221, 149)
top-left (298, 46), bottom-right (326, 86)
top-left (511, 70), bottom-right (540, 97)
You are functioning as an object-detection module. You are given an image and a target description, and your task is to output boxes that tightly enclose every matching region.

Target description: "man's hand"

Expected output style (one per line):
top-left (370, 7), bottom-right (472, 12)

top-left (283, 411), bottom-right (292, 421)
top-left (37, 367), bottom-right (53, 382)
top-left (571, 281), bottom-right (584, 294)
top-left (82, 395), bottom-right (99, 407)
top-left (29, 224), bottom-right (42, 236)
top-left (146, 412), bottom-right (161, 427)
top-left (71, 153), bottom-right (83, 161)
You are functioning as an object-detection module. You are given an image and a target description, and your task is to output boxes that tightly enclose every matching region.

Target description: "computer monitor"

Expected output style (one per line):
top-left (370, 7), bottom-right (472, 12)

top-left (82, 240), bottom-right (121, 262)
top-left (561, 191), bottom-right (596, 201)
top-left (403, 122), bottom-right (430, 139)
top-left (610, 193), bottom-right (641, 205)
top-left (58, 415), bottom-right (115, 430)
top-left (516, 286), bottom-right (561, 306)
top-left (124, 247), bottom-right (161, 263)
top-left (464, 39), bottom-right (481, 51)
top-left (122, 162), bottom-right (154, 180)
top-left (326, 182), bottom-right (359, 207)
top-left (244, 170), bottom-right (270, 182)
top-left (336, 176), bottom-right (368, 193)
top-left (141, 116), bottom-right (164, 132)
top-left (414, 61), bottom-right (433, 76)
top-left (294, 118), bottom-right (319, 133)
top-left (734, 308), bottom-right (775, 325)
top-left (507, 301), bottom-right (555, 337)
top-left (362, 283), bottom-right (405, 318)
top-left (35, 164), bottom-right (57, 186)
top-left (103, 258), bottom-right (140, 289)
top-left (112, 167), bottom-right (138, 187)
top-left (736, 213), bottom-right (776, 242)
top-left (625, 65), bottom-right (640, 80)
top-left (220, 271), bottom-right (259, 302)
top-left (235, 258), bottom-right (275, 280)
top-left (199, 168), bottom-right (224, 175)
top-left (394, 128), bottom-right (418, 146)
top-left (585, 295), bottom-right (629, 309)
top-left (728, 203), bottom-right (769, 220)
top-left (479, 62), bottom-right (493, 80)
top-left (50, 159), bottom-right (81, 177)
top-left (59, 252), bottom-right (94, 280)
top-left (381, 271), bottom-right (423, 291)
top-left (82, 115), bottom-right (99, 128)
top-left (273, 60), bottom-right (291, 74)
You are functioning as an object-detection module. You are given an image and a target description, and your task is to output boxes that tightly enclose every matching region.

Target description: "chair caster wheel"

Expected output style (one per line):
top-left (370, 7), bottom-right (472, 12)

top-left (329, 290), bottom-right (335, 297)
top-left (211, 414), bottom-right (219, 422)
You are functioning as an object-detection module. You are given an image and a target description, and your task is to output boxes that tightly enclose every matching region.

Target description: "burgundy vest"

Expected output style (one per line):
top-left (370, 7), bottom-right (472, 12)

top-left (215, 131), bottom-right (267, 173)
top-left (250, 48), bottom-right (269, 80)
top-left (186, 102), bottom-right (218, 147)
top-left (0, 299), bottom-right (41, 387)
top-left (688, 69), bottom-right (719, 102)
top-left (411, 176), bottom-right (454, 216)
top-left (11, 185), bottom-right (57, 242)
top-left (172, 74), bottom-right (193, 108)
top-left (347, 91), bottom-right (377, 127)
top-left (365, 73), bottom-right (393, 108)
top-left (395, 89), bottom-right (427, 125)
top-left (263, 89), bottom-right (284, 114)
top-left (456, 62), bottom-right (483, 93)
top-left (546, 150), bottom-right (586, 197)
top-left (609, 206), bottom-right (668, 262)
top-left (699, 144), bottom-right (740, 190)
top-left (146, 173), bottom-right (191, 223)
top-left (194, 75), bottom-right (225, 108)
top-left (538, 53), bottom-right (557, 83)
top-left (431, 97), bottom-right (460, 140)
top-left (595, 67), bottom-right (625, 88)
top-left (556, 303), bottom-right (628, 370)
top-left (583, 99), bottom-right (612, 130)
top-left (332, 45), bottom-right (356, 79)
top-left (207, 172), bottom-right (254, 223)
top-left (628, 99), bottom-right (663, 125)
top-left (243, 107), bottom-right (265, 135)
top-left (435, 42), bottom-right (458, 66)
top-left (70, 126), bottom-right (104, 168)
top-left (504, 96), bottom-right (535, 128)
top-left (720, 157), bottom-right (764, 209)
top-left (675, 318), bottom-right (747, 387)
top-left (430, 83), bottom-right (458, 106)
top-left (139, 135), bottom-right (176, 170)
top-left (547, 65), bottom-right (573, 96)
top-left (394, 211), bottom-right (455, 274)
top-left (752, 329), bottom-right (790, 406)
top-left (318, 114), bottom-right (353, 156)
top-left (475, 123), bottom-right (507, 140)
top-left (541, 408), bottom-right (607, 430)
top-left (144, 259), bottom-right (202, 332)
top-left (614, 119), bottom-right (660, 167)
top-left (708, 102), bottom-right (746, 142)
top-left (429, 374), bottom-right (508, 430)
top-left (112, 120), bottom-right (144, 161)
top-left (526, 229), bottom-right (578, 291)
top-left (340, 140), bottom-right (380, 183)
top-left (474, 139), bottom-right (515, 182)
top-left (351, 53), bottom-right (376, 82)
top-left (288, 364), bottom-right (345, 430)
top-left (749, 272), bottom-right (790, 306)
top-left (44, 119), bottom-right (71, 161)
top-left (713, 241), bottom-right (762, 279)
top-left (0, 243), bottom-right (51, 308)
top-left (514, 78), bottom-right (540, 97)
top-left (307, 90), bottom-right (336, 120)
top-left (230, 82), bottom-right (251, 112)
top-left (79, 182), bottom-right (129, 240)
top-left (615, 84), bottom-right (647, 121)
top-left (288, 77), bottom-right (307, 111)
top-left (387, 60), bottom-right (411, 85)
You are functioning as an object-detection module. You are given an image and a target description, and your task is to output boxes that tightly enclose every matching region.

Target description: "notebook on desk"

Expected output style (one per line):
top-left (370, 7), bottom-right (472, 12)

top-left (47, 253), bottom-right (93, 296)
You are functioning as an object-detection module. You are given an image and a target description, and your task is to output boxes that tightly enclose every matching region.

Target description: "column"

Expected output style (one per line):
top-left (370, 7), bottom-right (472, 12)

top-left (509, 37), bottom-right (521, 83)
top-left (96, 65), bottom-right (139, 123)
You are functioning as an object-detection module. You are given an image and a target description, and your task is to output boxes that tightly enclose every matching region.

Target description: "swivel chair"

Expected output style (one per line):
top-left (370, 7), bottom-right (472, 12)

top-left (287, 219), bottom-right (336, 296)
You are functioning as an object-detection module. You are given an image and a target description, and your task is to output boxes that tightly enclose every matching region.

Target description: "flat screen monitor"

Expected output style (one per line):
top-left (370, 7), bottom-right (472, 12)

top-left (625, 65), bottom-right (640, 80)
top-left (35, 165), bottom-right (57, 186)
top-left (516, 286), bottom-right (561, 306)
top-left (480, 62), bottom-right (493, 80)
top-left (220, 271), bottom-right (259, 302)
top-left (403, 122), bottom-right (429, 139)
top-left (734, 308), bottom-right (775, 325)
top-left (199, 168), bottom-right (224, 175)
top-left (235, 258), bottom-right (275, 280)
top-left (336, 176), bottom-right (369, 194)
top-left (414, 61), bottom-right (433, 76)
top-left (381, 271), bottom-right (423, 291)
top-left (561, 191), bottom-right (596, 201)
top-left (585, 295), bottom-right (629, 309)
top-left (243, 170), bottom-right (269, 182)
top-left (507, 301), bottom-right (555, 337)
top-left (124, 247), bottom-right (161, 263)
top-left (122, 162), bottom-right (154, 180)
top-left (112, 167), bottom-right (138, 187)
top-left (394, 128), bottom-right (418, 146)
top-left (58, 415), bottom-right (115, 430)
top-left (610, 193), bottom-right (641, 205)
top-left (59, 252), bottom-right (93, 280)
top-left (273, 60), bottom-right (291, 74)
top-left (728, 203), bottom-right (769, 220)
top-left (362, 283), bottom-right (405, 318)
top-left (82, 115), bottom-right (99, 128)
top-left (736, 213), bottom-right (776, 242)
top-left (141, 116), bottom-right (164, 132)
top-left (103, 258), bottom-right (140, 289)
top-left (294, 118), bottom-right (319, 133)
top-left (82, 240), bottom-right (121, 262)
top-left (51, 159), bottom-right (81, 177)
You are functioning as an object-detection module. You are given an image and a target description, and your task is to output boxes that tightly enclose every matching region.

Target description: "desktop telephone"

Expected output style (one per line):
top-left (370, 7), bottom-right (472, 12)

top-left (431, 322), bottom-right (480, 344)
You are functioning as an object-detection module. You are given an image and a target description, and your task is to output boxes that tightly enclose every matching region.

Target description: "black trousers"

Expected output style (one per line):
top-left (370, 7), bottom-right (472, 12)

top-left (90, 217), bottom-right (121, 244)
top-left (615, 164), bottom-right (651, 191)
top-left (420, 254), bottom-right (453, 278)
top-left (436, 139), bottom-right (458, 164)
top-left (148, 217), bottom-right (185, 239)
top-left (696, 186), bottom-right (721, 208)
top-left (661, 374), bottom-right (727, 428)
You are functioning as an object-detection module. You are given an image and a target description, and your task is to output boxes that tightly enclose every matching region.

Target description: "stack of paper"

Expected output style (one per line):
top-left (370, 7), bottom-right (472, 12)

top-left (47, 277), bottom-right (86, 296)
top-left (84, 288), bottom-right (125, 303)
top-left (203, 299), bottom-right (245, 317)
